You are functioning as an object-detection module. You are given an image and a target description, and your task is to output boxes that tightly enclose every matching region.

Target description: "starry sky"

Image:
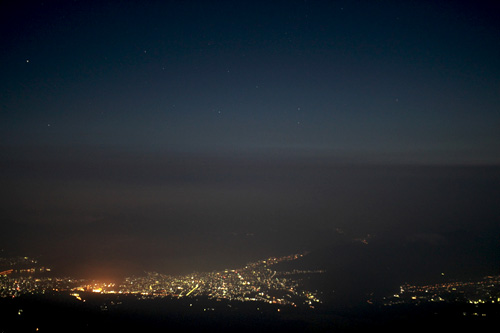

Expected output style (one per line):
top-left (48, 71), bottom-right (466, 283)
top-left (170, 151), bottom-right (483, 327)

top-left (2, 0), bottom-right (499, 160)
top-left (1, 1), bottom-right (500, 296)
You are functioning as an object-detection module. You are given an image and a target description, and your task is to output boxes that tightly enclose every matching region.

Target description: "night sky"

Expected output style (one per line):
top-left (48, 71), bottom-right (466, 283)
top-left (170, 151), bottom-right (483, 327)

top-left (1, 1), bottom-right (500, 299)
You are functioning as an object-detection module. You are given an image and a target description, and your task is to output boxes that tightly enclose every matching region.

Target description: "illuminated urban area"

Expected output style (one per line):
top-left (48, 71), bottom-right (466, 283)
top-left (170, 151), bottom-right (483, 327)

top-left (0, 253), bottom-right (323, 308)
top-left (382, 275), bottom-right (500, 309)
top-left (2, 253), bottom-right (500, 314)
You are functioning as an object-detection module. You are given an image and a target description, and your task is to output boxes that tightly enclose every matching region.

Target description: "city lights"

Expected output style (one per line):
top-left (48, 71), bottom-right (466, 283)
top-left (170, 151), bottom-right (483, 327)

top-left (0, 253), bottom-right (323, 308)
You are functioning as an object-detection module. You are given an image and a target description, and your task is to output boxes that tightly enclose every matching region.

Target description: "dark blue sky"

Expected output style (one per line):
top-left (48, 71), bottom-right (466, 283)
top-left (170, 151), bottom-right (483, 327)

top-left (2, 0), bottom-right (499, 162)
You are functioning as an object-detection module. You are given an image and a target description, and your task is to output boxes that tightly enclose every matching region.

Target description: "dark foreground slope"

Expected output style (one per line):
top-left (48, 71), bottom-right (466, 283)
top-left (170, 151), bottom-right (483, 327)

top-left (1, 294), bottom-right (499, 333)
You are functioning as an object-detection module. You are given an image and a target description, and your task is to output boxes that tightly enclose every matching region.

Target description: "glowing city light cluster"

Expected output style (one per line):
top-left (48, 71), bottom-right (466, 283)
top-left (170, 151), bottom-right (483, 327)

top-left (0, 254), bottom-right (323, 308)
top-left (115, 253), bottom-right (322, 308)
top-left (383, 275), bottom-right (500, 306)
